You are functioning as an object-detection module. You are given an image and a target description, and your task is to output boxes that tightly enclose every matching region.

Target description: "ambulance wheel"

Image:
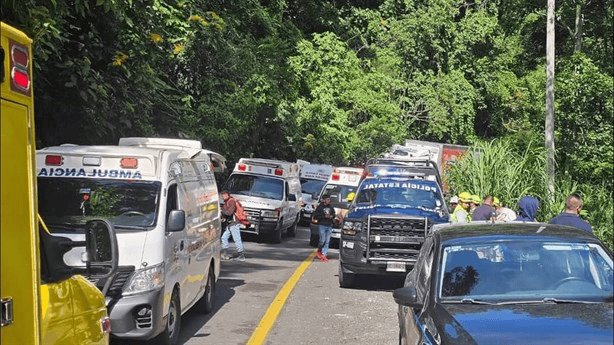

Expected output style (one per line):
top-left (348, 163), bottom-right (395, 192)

top-left (287, 216), bottom-right (299, 237)
top-left (156, 289), bottom-right (181, 345)
top-left (271, 220), bottom-right (282, 244)
top-left (339, 264), bottom-right (356, 288)
top-left (195, 267), bottom-right (215, 314)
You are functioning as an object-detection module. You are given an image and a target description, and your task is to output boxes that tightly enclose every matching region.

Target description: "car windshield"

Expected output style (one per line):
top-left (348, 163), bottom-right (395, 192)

top-left (300, 178), bottom-right (326, 198)
top-left (224, 174), bottom-right (284, 200)
top-left (355, 179), bottom-right (442, 210)
top-left (439, 241), bottom-right (614, 303)
top-left (38, 178), bottom-right (161, 230)
top-left (320, 184), bottom-right (358, 208)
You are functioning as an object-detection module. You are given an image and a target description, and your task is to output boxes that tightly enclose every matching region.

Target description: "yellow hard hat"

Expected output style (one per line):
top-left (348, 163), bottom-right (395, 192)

top-left (471, 195), bottom-right (481, 204)
top-left (458, 192), bottom-right (472, 203)
top-left (493, 197), bottom-right (500, 207)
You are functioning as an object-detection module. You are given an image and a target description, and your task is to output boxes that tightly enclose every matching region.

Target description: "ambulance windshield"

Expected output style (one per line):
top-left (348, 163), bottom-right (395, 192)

top-left (37, 178), bottom-right (161, 230)
top-left (224, 174), bottom-right (284, 200)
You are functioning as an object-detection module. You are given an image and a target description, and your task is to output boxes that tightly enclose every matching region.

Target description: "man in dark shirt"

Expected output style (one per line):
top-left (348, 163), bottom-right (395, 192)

top-left (549, 193), bottom-right (593, 233)
top-left (312, 194), bottom-right (336, 262)
top-left (471, 195), bottom-right (496, 221)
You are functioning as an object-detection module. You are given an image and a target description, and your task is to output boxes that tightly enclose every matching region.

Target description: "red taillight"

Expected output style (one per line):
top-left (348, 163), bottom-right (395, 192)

top-left (100, 316), bottom-right (111, 334)
top-left (331, 173), bottom-right (340, 181)
top-left (120, 157), bottom-right (138, 169)
top-left (9, 41), bottom-right (30, 95)
top-left (12, 68), bottom-right (30, 90)
top-left (274, 168), bottom-right (283, 176)
top-left (238, 164), bottom-right (247, 171)
top-left (45, 155), bottom-right (63, 166)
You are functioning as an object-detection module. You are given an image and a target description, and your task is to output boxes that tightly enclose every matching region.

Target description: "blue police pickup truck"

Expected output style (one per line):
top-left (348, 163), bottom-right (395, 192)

top-left (338, 160), bottom-right (449, 288)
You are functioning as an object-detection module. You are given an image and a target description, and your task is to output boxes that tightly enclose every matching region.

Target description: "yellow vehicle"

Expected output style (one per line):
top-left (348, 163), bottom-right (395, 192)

top-left (1, 22), bottom-right (119, 345)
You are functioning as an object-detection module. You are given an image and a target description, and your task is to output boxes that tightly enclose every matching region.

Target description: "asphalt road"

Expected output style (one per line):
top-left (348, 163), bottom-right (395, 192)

top-left (112, 226), bottom-right (403, 345)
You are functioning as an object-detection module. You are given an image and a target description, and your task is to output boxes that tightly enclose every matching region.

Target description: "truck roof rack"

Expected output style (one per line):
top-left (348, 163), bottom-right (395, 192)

top-left (366, 158), bottom-right (442, 186)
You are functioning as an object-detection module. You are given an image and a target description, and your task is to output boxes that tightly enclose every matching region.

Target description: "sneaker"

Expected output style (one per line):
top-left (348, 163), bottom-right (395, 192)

top-left (221, 250), bottom-right (232, 260)
top-left (321, 254), bottom-right (329, 262)
top-left (315, 251), bottom-right (323, 260)
top-left (233, 252), bottom-right (246, 262)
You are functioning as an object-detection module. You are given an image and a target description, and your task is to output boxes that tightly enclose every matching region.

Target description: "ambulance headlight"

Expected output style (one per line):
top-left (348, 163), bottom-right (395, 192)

top-left (261, 209), bottom-right (280, 218)
top-left (342, 220), bottom-right (363, 235)
top-left (123, 263), bottom-right (165, 295)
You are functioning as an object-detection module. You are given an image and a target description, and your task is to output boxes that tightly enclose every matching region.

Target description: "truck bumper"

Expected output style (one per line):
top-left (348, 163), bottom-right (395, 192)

top-left (108, 288), bottom-right (166, 340)
top-left (339, 236), bottom-right (413, 276)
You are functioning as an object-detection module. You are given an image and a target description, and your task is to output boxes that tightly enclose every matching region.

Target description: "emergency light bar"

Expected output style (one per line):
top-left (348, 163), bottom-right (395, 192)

top-left (235, 162), bottom-right (285, 177)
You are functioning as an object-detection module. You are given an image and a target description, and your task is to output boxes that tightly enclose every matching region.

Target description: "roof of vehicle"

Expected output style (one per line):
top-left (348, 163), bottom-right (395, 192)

top-left (38, 144), bottom-right (174, 157)
top-left (433, 222), bottom-right (602, 245)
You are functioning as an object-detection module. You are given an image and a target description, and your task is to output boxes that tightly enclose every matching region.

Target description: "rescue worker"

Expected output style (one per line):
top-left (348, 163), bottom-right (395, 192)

top-left (449, 195), bottom-right (459, 210)
top-left (549, 193), bottom-right (593, 233)
top-left (472, 195), bottom-right (496, 221)
top-left (469, 194), bottom-right (481, 215)
top-left (515, 195), bottom-right (539, 222)
top-left (451, 192), bottom-right (472, 223)
top-left (494, 197), bottom-right (517, 222)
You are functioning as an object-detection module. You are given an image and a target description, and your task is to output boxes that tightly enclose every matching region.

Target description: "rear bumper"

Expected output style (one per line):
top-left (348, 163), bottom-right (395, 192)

top-left (108, 288), bottom-right (166, 340)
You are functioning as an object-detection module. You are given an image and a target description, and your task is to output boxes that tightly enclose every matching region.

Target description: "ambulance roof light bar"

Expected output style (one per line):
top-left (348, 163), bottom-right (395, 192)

top-left (119, 137), bottom-right (202, 150)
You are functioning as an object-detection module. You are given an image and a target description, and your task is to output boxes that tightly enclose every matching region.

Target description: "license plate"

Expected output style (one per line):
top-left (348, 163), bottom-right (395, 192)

top-left (386, 261), bottom-right (406, 272)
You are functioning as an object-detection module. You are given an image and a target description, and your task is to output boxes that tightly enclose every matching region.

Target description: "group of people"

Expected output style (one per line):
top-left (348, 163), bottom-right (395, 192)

top-left (449, 191), bottom-right (593, 233)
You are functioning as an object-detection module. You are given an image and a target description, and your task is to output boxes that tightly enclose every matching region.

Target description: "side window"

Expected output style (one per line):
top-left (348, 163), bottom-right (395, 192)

top-left (166, 184), bottom-right (178, 219)
top-left (285, 182), bottom-right (290, 199)
top-left (416, 238), bottom-right (435, 300)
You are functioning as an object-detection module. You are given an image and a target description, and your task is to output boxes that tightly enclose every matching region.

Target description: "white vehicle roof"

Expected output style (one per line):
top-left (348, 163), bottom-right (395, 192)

top-left (234, 158), bottom-right (300, 178)
top-left (37, 139), bottom-right (213, 181)
top-left (299, 163), bottom-right (333, 181)
top-left (327, 166), bottom-right (365, 186)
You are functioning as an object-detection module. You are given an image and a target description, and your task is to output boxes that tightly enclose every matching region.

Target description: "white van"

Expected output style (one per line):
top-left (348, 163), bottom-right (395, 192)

top-left (309, 167), bottom-right (365, 246)
top-left (297, 162), bottom-right (333, 224)
top-left (36, 137), bottom-right (222, 345)
top-left (222, 158), bottom-right (302, 243)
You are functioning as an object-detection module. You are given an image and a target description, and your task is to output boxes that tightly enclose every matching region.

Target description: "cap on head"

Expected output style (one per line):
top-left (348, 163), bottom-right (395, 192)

top-left (471, 195), bottom-right (481, 204)
top-left (450, 196), bottom-right (459, 204)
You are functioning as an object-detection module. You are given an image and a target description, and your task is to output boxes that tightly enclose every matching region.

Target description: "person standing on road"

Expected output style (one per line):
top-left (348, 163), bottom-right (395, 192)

top-left (494, 197), bottom-right (517, 222)
top-left (515, 195), bottom-right (539, 222)
top-left (471, 195), bottom-right (496, 221)
top-left (549, 193), bottom-right (593, 233)
top-left (451, 192), bottom-right (472, 223)
top-left (220, 191), bottom-right (246, 261)
top-left (312, 194), bottom-right (336, 262)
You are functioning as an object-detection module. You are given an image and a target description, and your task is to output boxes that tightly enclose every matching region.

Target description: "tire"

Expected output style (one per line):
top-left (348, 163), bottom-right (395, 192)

top-left (155, 289), bottom-right (181, 345)
top-left (270, 220), bottom-right (282, 244)
top-left (338, 263), bottom-right (356, 288)
top-left (309, 234), bottom-right (319, 247)
top-left (195, 267), bottom-right (215, 314)
top-left (287, 216), bottom-right (299, 237)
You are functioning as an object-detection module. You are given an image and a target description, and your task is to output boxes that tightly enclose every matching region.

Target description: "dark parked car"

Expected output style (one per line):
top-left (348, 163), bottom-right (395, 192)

top-left (393, 223), bottom-right (613, 345)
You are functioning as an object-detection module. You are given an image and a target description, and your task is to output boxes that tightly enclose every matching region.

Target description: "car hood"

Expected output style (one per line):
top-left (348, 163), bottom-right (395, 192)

top-left (229, 194), bottom-right (283, 210)
top-left (433, 302), bottom-right (613, 345)
top-left (347, 206), bottom-right (448, 223)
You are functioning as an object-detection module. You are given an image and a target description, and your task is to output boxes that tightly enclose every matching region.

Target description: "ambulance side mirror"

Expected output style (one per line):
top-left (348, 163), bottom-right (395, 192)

top-left (167, 210), bottom-right (186, 232)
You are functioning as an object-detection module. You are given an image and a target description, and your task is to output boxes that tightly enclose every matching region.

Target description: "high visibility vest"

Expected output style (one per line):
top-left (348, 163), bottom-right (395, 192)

top-left (451, 205), bottom-right (470, 223)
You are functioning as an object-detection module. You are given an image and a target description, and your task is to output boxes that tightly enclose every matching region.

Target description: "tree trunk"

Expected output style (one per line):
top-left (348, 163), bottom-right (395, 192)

top-left (574, 2), bottom-right (584, 53)
top-left (545, 0), bottom-right (556, 197)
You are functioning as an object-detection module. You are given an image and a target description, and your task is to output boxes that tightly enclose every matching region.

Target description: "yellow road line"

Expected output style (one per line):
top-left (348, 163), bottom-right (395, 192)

top-left (246, 250), bottom-right (317, 345)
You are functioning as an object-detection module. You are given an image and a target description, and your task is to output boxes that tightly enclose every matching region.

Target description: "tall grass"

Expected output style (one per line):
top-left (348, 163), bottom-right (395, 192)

top-left (446, 139), bottom-right (613, 250)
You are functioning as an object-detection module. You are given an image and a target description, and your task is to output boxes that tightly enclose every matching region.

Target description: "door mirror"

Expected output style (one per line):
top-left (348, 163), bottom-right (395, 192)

top-left (167, 210), bottom-right (186, 232)
top-left (393, 286), bottom-right (422, 308)
top-left (288, 194), bottom-right (297, 202)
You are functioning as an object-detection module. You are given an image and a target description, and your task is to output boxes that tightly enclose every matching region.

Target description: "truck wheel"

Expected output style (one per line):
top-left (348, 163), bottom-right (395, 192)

top-left (309, 234), bottom-right (319, 247)
top-left (155, 289), bottom-right (181, 345)
top-left (287, 216), bottom-right (299, 237)
top-left (338, 264), bottom-right (355, 288)
top-left (195, 267), bottom-right (215, 314)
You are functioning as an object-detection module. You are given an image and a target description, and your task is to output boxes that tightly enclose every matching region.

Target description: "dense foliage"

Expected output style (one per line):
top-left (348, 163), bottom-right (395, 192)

top-left (2, 0), bottom-right (612, 245)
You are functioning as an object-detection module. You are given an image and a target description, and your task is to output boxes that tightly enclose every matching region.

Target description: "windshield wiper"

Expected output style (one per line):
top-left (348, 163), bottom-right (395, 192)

top-left (443, 298), bottom-right (496, 305)
top-left (496, 298), bottom-right (600, 305)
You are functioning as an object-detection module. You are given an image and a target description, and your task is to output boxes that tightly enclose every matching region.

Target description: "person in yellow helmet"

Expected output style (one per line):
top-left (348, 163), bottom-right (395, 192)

top-left (451, 192), bottom-right (472, 223)
top-left (469, 194), bottom-right (480, 216)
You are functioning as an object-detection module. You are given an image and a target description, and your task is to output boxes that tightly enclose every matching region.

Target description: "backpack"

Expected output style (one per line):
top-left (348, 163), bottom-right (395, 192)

top-left (232, 198), bottom-right (251, 226)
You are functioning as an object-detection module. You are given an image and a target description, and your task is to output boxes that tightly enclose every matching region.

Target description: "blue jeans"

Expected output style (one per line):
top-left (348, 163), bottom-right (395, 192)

top-left (318, 224), bottom-right (332, 256)
top-left (221, 223), bottom-right (244, 253)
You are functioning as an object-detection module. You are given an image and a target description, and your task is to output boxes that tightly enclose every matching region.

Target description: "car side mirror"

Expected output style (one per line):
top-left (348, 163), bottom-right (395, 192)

top-left (393, 286), bottom-right (422, 308)
top-left (288, 194), bottom-right (297, 202)
top-left (167, 210), bottom-right (186, 232)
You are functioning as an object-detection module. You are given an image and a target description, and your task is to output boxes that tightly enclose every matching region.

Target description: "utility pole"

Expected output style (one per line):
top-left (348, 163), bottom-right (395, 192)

top-left (545, 0), bottom-right (556, 197)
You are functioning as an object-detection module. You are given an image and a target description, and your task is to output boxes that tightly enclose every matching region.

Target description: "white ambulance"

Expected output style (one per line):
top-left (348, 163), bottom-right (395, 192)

top-left (309, 167), bottom-right (365, 247)
top-left (36, 138), bottom-right (222, 345)
top-left (222, 158), bottom-right (302, 243)
top-left (297, 162), bottom-right (333, 224)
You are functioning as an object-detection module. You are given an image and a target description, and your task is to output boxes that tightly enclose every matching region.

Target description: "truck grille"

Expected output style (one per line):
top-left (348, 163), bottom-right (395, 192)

top-left (366, 215), bottom-right (428, 264)
top-left (243, 207), bottom-right (261, 220)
